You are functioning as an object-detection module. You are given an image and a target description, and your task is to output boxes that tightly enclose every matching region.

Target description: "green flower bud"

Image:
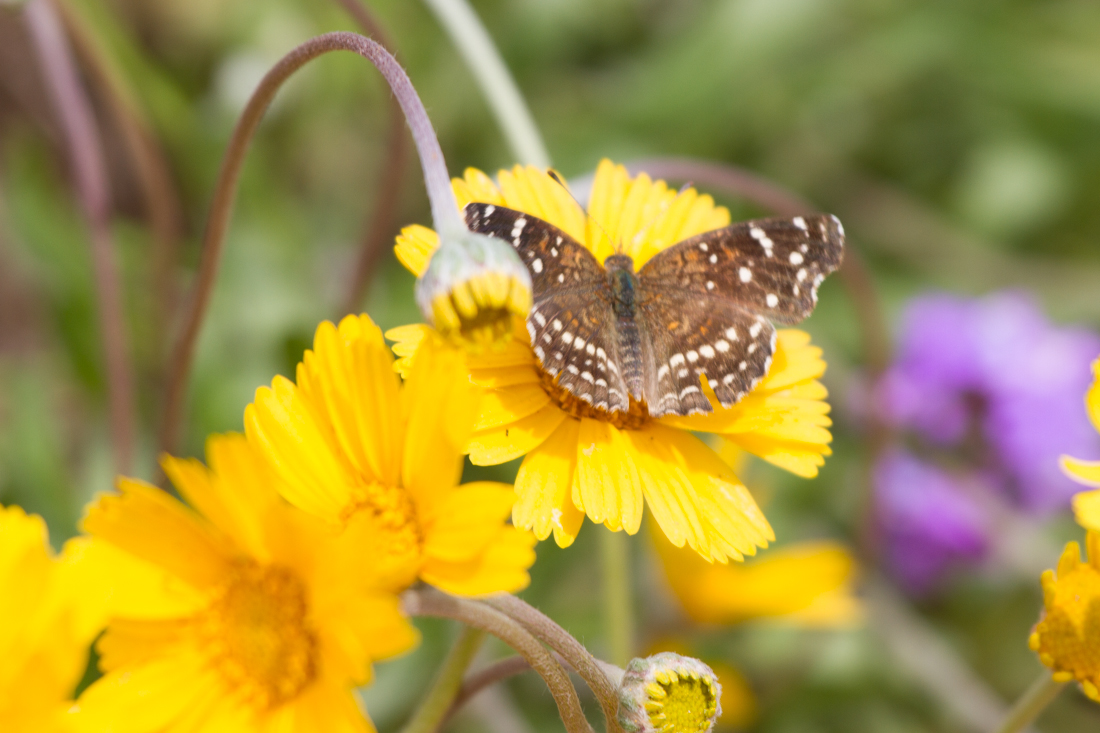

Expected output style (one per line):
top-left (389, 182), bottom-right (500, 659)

top-left (618, 653), bottom-right (722, 733)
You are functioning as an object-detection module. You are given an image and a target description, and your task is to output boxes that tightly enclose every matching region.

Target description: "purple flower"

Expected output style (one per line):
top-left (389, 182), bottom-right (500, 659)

top-left (875, 449), bottom-right (990, 595)
top-left (875, 291), bottom-right (1100, 513)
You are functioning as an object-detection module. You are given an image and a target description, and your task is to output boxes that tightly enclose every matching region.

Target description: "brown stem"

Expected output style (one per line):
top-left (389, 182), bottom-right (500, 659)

top-left (159, 31), bottom-right (453, 456)
top-left (57, 2), bottom-right (184, 379)
top-left (438, 656), bottom-right (532, 732)
top-left (25, 0), bottom-right (135, 474)
top-left (332, 0), bottom-right (411, 314)
top-left (484, 594), bottom-right (623, 733)
top-left (403, 588), bottom-right (593, 733)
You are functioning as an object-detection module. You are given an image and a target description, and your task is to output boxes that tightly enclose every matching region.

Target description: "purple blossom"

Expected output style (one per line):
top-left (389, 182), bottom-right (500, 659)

top-left (875, 449), bottom-right (990, 595)
top-left (876, 291), bottom-right (1100, 513)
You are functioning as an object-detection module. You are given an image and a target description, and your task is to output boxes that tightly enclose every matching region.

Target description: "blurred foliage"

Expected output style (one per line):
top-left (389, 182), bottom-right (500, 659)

top-left (2, 0), bottom-right (1100, 730)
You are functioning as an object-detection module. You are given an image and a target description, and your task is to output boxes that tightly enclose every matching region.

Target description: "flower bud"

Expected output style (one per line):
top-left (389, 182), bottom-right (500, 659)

top-left (414, 229), bottom-right (532, 350)
top-left (617, 652), bottom-right (722, 733)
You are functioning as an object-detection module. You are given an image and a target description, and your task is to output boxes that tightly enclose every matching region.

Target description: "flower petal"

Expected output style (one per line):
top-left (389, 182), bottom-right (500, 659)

top-left (81, 479), bottom-right (230, 591)
top-left (726, 434), bottom-right (831, 478)
top-left (495, 165), bottom-right (586, 243)
top-left (313, 592), bottom-right (419, 684)
top-left (468, 403), bottom-right (566, 466)
top-left (1064, 456), bottom-right (1100, 488)
top-left (1074, 490), bottom-right (1100, 531)
top-left (420, 526), bottom-right (536, 596)
top-left (422, 482), bottom-right (517, 563)
top-left (572, 420), bottom-right (643, 534)
top-left (394, 224), bottom-right (439, 278)
top-left (475, 383), bottom-right (552, 431)
top-left (513, 418), bottom-right (584, 546)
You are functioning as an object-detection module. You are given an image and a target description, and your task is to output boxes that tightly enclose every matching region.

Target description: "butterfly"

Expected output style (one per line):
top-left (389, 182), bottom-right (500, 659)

top-left (463, 202), bottom-right (845, 417)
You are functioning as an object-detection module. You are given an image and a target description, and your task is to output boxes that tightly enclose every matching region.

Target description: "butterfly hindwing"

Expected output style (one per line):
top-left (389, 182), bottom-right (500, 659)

top-left (636, 288), bottom-right (776, 416)
top-left (638, 214), bottom-right (844, 325)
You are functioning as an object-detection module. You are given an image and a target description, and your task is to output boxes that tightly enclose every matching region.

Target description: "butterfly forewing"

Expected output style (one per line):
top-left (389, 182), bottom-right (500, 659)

top-left (464, 203), bottom-right (631, 412)
top-left (638, 214), bottom-right (844, 325)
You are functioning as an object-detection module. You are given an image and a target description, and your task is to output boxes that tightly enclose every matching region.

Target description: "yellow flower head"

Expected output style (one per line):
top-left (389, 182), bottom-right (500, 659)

top-left (393, 161), bottom-right (834, 562)
top-left (617, 652), bottom-right (722, 733)
top-left (72, 434), bottom-right (418, 732)
top-left (245, 314), bottom-right (536, 596)
top-left (1029, 531), bottom-right (1100, 701)
top-left (1063, 357), bottom-right (1100, 528)
top-left (0, 505), bottom-right (102, 732)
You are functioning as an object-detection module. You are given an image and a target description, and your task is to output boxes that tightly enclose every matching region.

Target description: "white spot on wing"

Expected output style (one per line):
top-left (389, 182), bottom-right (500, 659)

top-left (699, 345), bottom-right (715, 358)
top-left (739, 267), bottom-right (752, 283)
top-left (670, 353), bottom-right (686, 367)
top-left (765, 293), bottom-right (779, 308)
top-left (789, 251), bottom-right (804, 265)
top-left (715, 340), bottom-right (730, 352)
top-left (532, 258), bottom-right (543, 274)
top-left (793, 216), bottom-right (807, 230)
top-left (686, 350), bottom-right (699, 363)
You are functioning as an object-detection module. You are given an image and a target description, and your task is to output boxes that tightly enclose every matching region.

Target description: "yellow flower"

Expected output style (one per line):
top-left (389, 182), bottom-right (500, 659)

top-left (245, 314), bottom-right (536, 596)
top-left (644, 638), bottom-right (756, 731)
top-left (617, 652), bottom-right (722, 733)
top-left (651, 519), bottom-right (860, 626)
top-left (393, 160), bottom-right (833, 562)
top-left (1063, 357), bottom-right (1100, 528)
top-left (0, 506), bottom-right (97, 732)
top-left (70, 435), bottom-right (418, 732)
top-left (1029, 531), bottom-right (1100, 701)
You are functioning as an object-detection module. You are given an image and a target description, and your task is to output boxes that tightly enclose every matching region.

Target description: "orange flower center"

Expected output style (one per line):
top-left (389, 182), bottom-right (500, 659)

top-left (537, 367), bottom-right (651, 430)
top-left (196, 560), bottom-right (318, 710)
top-left (344, 482), bottom-right (423, 562)
top-left (1031, 562), bottom-right (1100, 697)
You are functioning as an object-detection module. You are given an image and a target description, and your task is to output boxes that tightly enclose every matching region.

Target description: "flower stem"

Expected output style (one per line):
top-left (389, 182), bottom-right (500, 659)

top-left (404, 588), bottom-right (594, 733)
top-left (422, 0), bottom-right (550, 168)
top-left (401, 627), bottom-right (486, 733)
top-left (600, 529), bottom-right (634, 668)
top-left (994, 672), bottom-right (1066, 733)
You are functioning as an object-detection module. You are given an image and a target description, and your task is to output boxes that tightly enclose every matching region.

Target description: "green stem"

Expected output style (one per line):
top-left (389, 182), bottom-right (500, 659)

top-left (994, 671), bottom-right (1066, 733)
top-left (601, 529), bottom-right (634, 667)
top-left (401, 627), bottom-right (486, 733)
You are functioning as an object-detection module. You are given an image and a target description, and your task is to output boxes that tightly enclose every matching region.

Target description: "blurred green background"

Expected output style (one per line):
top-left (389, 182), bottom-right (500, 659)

top-left (2, 0), bottom-right (1100, 731)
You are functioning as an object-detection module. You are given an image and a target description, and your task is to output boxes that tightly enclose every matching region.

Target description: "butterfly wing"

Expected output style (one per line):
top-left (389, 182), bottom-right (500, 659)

top-left (638, 214), bottom-right (845, 325)
top-left (635, 214), bottom-right (842, 415)
top-left (464, 203), bottom-right (631, 412)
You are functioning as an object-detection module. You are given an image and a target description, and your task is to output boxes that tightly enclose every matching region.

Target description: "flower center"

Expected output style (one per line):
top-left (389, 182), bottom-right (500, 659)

top-left (537, 368), bottom-right (651, 430)
top-left (646, 671), bottom-right (720, 733)
top-left (1033, 566), bottom-right (1100, 685)
top-left (344, 482), bottom-right (423, 561)
top-left (196, 561), bottom-right (318, 710)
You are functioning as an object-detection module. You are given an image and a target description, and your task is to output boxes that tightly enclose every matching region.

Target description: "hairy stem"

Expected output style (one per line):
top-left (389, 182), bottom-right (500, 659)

top-left (160, 31), bottom-right (460, 456)
top-left (403, 588), bottom-right (593, 733)
top-left (25, 0), bottom-right (135, 475)
top-left (423, 0), bottom-right (550, 168)
top-left (484, 594), bottom-right (624, 733)
top-left (401, 627), bottom-right (486, 733)
top-left (994, 672), bottom-right (1065, 733)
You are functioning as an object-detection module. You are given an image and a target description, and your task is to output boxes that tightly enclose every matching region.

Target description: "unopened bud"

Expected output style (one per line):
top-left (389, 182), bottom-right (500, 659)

top-left (618, 653), bottom-right (722, 733)
top-left (415, 230), bottom-right (532, 350)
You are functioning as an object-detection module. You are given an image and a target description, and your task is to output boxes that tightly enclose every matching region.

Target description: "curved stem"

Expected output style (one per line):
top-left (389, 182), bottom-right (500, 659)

top-left (422, 0), bottom-right (550, 168)
top-left (994, 671), bottom-right (1065, 733)
top-left (440, 656), bottom-right (532, 731)
top-left (404, 588), bottom-right (593, 733)
top-left (484, 594), bottom-right (624, 733)
top-left (160, 31), bottom-right (460, 456)
top-left (401, 627), bottom-right (486, 733)
top-left (25, 0), bottom-right (135, 475)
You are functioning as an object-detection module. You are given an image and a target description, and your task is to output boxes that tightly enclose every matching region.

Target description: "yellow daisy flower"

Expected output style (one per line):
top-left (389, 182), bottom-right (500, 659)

top-left (70, 434), bottom-right (419, 732)
top-left (1029, 531), bottom-right (1100, 702)
top-left (392, 160), bottom-right (833, 562)
top-left (245, 314), bottom-right (536, 596)
top-left (1063, 357), bottom-right (1100, 527)
top-left (1, 505), bottom-right (98, 732)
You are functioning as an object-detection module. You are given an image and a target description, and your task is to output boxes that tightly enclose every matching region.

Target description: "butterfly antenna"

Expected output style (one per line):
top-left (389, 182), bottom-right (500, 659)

top-left (547, 170), bottom-right (620, 254)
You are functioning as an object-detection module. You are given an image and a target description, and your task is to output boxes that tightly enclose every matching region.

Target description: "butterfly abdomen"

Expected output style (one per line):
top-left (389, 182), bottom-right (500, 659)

top-left (605, 255), bottom-right (645, 401)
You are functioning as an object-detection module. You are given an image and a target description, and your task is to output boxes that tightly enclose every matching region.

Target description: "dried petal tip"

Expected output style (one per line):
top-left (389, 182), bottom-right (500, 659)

top-left (415, 229), bottom-right (532, 351)
top-left (1031, 530), bottom-right (1100, 702)
top-left (618, 653), bottom-right (722, 733)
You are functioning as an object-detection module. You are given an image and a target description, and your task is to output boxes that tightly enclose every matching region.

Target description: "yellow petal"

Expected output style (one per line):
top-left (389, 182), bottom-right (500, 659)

top-left (81, 479), bottom-right (230, 591)
top-left (422, 482), bottom-right (517, 563)
top-left (245, 376), bottom-right (357, 524)
top-left (313, 592), bottom-right (419, 684)
top-left (469, 365), bottom-right (542, 389)
top-left (1087, 357), bottom-right (1100, 434)
top-left (1075, 490), bottom-right (1100, 532)
top-left (475, 383), bottom-right (553, 431)
top-left (726, 434), bottom-right (832, 478)
top-left (495, 165), bottom-right (586, 242)
top-left (468, 403), bottom-right (567, 466)
top-left (420, 526), bottom-right (536, 597)
top-left (394, 224), bottom-right (439, 278)
top-left (453, 167), bottom-right (505, 209)
top-left (513, 418), bottom-right (584, 546)
top-left (572, 419), bottom-right (643, 534)
top-left (1063, 456), bottom-right (1100, 488)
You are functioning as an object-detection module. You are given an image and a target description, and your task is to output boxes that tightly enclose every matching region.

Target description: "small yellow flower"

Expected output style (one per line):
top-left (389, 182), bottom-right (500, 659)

top-left (618, 652), bottom-right (722, 733)
top-left (0, 505), bottom-right (102, 732)
top-left (651, 519), bottom-right (860, 626)
top-left (644, 638), bottom-right (756, 731)
top-left (1063, 357), bottom-right (1100, 528)
top-left (245, 314), bottom-right (536, 596)
top-left (393, 161), bottom-right (833, 562)
top-left (70, 434), bottom-right (418, 732)
top-left (1029, 531), bottom-right (1100, 701)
